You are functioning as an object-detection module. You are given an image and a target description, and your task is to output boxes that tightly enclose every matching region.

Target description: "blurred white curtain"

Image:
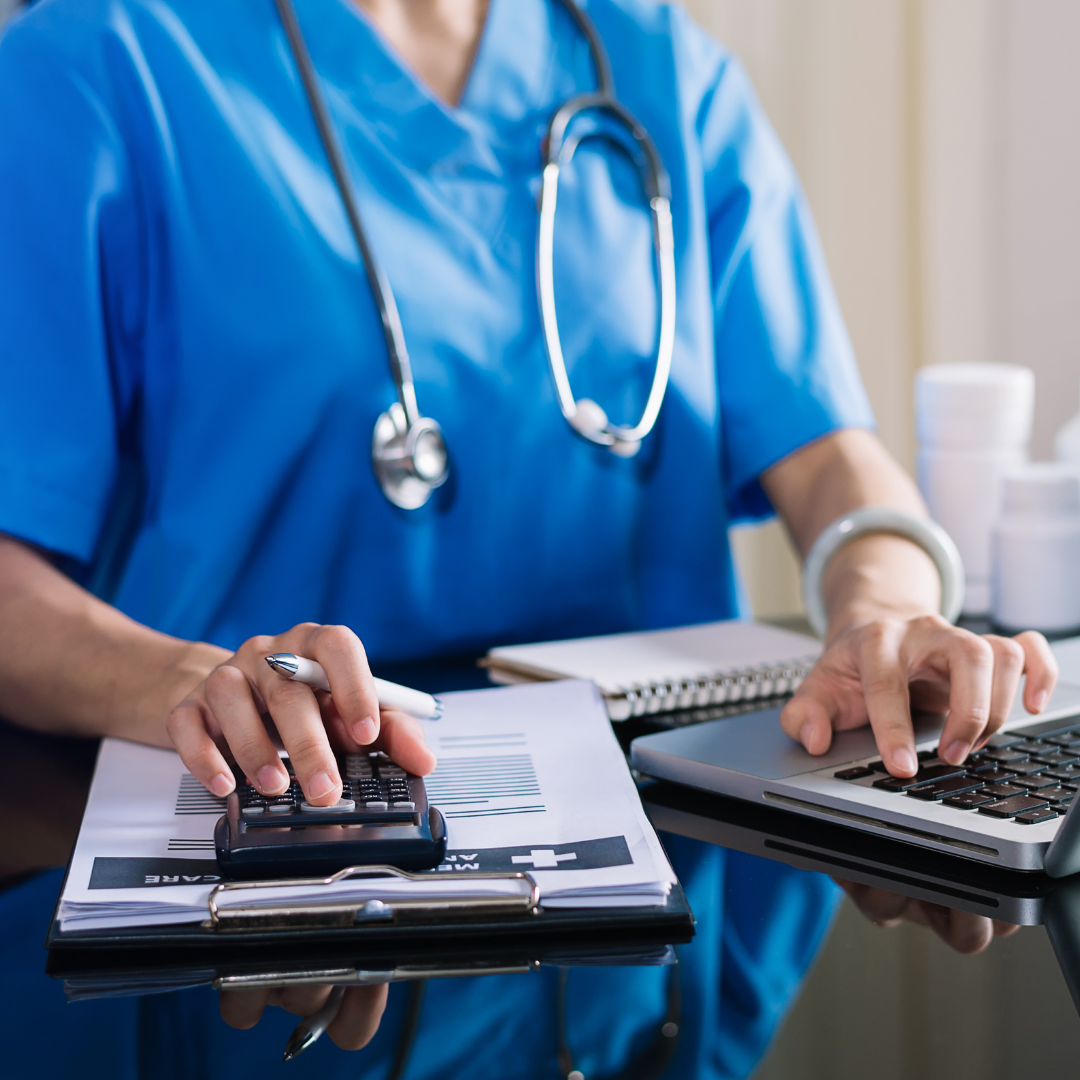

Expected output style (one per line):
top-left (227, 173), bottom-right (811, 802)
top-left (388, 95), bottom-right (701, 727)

top-left (0, 0), bottom-right (21, 29)
top-left (687, 0), bottom-right (1080, 618)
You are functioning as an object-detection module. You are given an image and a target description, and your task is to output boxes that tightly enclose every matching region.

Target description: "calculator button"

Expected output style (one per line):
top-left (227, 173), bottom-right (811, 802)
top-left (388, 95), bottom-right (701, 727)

top-left (300, 798), bottom-right (356, 813)
top-left (241, 806), bottom-right (266, 816)
top-left (268, 803), bottom-right (295, 813)
top-left (390, 800), bottom-right (415, 810)
top-left (361, 800), bottom-right (389, 810)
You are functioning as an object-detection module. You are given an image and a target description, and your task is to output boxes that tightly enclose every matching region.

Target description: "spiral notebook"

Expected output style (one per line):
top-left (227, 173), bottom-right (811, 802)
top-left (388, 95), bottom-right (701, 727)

top-left (483, 620), bottom-right (822, 721)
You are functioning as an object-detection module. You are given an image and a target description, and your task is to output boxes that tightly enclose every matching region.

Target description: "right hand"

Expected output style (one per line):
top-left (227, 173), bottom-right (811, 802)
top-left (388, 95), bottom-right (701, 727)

top-left (836, 877), bottom-right (1020, 954)
top-left (166, 623), bottom-right (436, 805)
top-left (219, 982), bottom-right (389, 1050)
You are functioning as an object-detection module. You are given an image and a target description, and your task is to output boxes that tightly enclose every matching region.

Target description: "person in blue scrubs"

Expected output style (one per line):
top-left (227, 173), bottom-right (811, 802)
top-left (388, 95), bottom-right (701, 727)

top-left (0, 0), bottom-right (1057, 1076)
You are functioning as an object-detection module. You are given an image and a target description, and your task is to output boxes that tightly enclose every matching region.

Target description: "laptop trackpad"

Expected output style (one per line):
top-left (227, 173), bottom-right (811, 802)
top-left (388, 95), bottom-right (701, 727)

top-left (633, 682), bottom-right (1080, 780)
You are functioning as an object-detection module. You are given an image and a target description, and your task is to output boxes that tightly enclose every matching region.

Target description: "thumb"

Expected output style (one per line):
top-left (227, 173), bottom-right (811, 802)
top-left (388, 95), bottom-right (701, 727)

top-left (780, 689), bottom-right (835, 755)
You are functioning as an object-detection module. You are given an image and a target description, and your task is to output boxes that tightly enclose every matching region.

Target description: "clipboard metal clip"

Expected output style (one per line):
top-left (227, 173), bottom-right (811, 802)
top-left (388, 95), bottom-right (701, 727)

top-left (212, 959), bottom-right (540, 990)
top-left (204, 865), bottom-right (541, 932)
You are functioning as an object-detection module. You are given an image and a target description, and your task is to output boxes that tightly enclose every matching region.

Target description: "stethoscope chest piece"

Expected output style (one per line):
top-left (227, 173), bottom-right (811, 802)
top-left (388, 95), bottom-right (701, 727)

top-left (371, 402), bottom-right (449, 510)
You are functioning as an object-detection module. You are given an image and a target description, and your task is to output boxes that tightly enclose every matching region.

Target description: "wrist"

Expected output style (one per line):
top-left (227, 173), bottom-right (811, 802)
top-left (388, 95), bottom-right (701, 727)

top-left (822, 534), bottom-right (942, 644)
top-left (121, 639), bottom-right (230, 746)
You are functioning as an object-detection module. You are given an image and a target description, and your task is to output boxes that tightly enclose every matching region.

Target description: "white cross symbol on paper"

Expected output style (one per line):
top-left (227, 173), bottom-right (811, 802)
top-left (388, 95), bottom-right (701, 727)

top-left (511, 849), bottom-right (578, 869)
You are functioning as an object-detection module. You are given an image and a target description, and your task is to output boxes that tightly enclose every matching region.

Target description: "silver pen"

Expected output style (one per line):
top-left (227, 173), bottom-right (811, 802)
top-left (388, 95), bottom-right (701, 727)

top-left (282, 984), bottom-right (346, 1061)
top-left (265, 653), bottom-right (440, 719)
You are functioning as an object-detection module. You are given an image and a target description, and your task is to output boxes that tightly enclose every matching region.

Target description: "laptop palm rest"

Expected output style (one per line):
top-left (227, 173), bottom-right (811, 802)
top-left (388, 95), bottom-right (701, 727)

top-left (632, 708), bottom-right (946, 780)
top-left (631, 684), bottom-right (1080, 781)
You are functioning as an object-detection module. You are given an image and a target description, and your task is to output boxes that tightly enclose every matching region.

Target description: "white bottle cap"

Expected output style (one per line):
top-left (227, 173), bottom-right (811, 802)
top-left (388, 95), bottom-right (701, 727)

top-left (1001, 463), bottom-right (1080, 517)
top-left (916, 364), bottom-right (1034, 449)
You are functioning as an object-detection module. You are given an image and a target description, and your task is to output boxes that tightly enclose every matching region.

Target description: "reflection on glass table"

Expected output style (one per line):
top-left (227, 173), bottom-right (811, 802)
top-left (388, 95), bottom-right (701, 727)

top-left (642, 781), bottom-right (1080, 1043)
top-left (9, 696), bottom-right (1080, 1080)
top-left (0, 711), bottom-right (828, 1080)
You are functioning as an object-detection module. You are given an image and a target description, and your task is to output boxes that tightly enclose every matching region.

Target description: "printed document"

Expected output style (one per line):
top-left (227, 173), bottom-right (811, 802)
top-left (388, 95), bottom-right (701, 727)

top-left (57, 680), bottom-right (676, 931)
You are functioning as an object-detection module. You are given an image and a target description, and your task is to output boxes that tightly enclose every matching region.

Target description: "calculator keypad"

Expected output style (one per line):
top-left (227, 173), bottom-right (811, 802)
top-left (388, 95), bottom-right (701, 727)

top-left (236, 752), bottom-right (421, 823)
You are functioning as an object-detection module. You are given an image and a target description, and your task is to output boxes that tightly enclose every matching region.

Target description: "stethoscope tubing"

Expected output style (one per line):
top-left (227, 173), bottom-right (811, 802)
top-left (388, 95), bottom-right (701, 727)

top-left (537, 92), bottom-right (677, 447)
top-left (273, 0), bottom-right (676, 501)
top-left (271, 0), bottom-right (421, 428)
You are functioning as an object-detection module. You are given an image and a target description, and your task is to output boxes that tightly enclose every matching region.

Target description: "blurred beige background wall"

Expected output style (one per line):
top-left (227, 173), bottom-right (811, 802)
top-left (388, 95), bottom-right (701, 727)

top-left (692, 0), bottom-right (1080, 620)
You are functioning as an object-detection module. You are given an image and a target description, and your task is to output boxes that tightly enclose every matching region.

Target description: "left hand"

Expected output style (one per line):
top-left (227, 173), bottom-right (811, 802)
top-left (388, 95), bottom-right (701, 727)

top-left (781, 615), bottom-right (1059, 777)
top-left (836, 877), bottom-right (1020, 953)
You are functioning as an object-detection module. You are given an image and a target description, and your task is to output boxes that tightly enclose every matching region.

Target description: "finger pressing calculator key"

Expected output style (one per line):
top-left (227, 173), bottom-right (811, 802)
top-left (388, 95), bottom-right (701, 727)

top-left (216, 752), bottom-right (446, 878)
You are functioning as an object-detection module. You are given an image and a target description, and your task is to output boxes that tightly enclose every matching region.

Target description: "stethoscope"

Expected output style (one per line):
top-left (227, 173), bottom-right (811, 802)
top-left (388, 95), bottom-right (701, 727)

top-left (274, 0), bottom-right (676, 509)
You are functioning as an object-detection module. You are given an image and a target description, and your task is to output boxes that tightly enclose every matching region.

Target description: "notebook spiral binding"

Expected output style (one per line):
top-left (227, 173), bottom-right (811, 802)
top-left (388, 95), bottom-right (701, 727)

top-left (608, 657), bottom-right (818, 720)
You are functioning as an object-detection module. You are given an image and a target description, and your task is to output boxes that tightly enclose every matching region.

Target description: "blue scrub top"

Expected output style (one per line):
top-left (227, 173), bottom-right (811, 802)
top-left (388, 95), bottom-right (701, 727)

top-left (0, 0), bottom-right (868, 1075)
top-left (0, 0), bottom-right (871, 661)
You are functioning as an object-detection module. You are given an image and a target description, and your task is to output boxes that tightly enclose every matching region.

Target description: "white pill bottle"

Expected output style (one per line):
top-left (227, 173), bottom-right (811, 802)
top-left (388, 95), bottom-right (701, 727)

top-left (991, 464), bottom-right (1080, 635)
top-left (915, 364), bottom-right (1035, 615)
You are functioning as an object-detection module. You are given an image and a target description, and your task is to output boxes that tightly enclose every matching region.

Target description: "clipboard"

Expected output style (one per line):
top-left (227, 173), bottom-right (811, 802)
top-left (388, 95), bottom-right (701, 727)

top-left (48, 910), bottom-right (685, 996)
top-left (45, 863), bottom-right (695, 960)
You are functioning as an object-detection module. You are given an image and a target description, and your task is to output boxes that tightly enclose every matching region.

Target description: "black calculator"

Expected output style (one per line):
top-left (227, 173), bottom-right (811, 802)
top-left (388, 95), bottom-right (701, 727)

top-left (214, 752), bottom-right (447, 878)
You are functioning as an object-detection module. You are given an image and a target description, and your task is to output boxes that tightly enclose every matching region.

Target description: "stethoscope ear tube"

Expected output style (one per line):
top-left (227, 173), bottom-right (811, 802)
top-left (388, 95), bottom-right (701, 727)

top-left (537, 94), bottom-right (676, 455)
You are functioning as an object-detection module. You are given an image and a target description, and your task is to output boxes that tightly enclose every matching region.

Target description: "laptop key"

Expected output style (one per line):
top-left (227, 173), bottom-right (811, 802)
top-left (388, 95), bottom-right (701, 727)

top-left (1012, 774), bottom-right (1059, 790)
top-left (1032, 751), bottom-right (1080, 768)
top-left (873, 776), bottom-right (916, 792)
top-left (979, 794), bottom-right (1051, 818)
top-left (979, 748), bottom-right (1031, 764)
top-left (866, 760), bottom-right (891, 773)
top-left (1045, 734), bottom-right (1080, 748)
top-left (872, 762), bottom-right (967, 791)
top-left (982, 732), bottom-right (1028, 749)
top-left (971, 767), bottom-right (1020, 784)
top-left (943, 790), bottom-right (997, 809)
top-left (1039, 785), bottom-right (1076, 803)
top-left (835, 766), bottom-right (876, 780)
top-left (906, 775), bottom-right (984, 800)
top-left (980, 782), bottom-right (1027, 799)
top-left (1014, 809), bottom-right (1060, 825)
top-left (1046, 765), bottom-right (1080, 782)
top-left (1004, 761), bottom-right (1049, 776)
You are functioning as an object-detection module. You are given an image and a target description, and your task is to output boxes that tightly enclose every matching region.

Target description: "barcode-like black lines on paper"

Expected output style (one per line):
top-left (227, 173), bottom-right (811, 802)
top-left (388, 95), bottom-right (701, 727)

top-left (425, 753), bottom-right (541, 807)
top-left (167, 838), bottom-right (216, 851)
top-left (444, 806), bottom-right (546, 819)
top-left (174, 775), bottom-right (228, 815)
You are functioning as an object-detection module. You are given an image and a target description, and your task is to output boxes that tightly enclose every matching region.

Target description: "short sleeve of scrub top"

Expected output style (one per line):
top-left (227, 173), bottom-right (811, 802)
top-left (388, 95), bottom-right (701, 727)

top-left (0, 0), bottom-right (873, 659)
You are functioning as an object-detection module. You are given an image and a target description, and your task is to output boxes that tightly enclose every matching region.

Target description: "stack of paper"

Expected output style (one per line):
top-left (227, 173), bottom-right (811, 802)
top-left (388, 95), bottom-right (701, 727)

top-left (57, 680), bottom-right (676, 932)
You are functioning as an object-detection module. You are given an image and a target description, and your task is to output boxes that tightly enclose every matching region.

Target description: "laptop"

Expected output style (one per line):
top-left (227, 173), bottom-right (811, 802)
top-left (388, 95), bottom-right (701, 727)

top-left (630, 680), bottom-right (1080, 872)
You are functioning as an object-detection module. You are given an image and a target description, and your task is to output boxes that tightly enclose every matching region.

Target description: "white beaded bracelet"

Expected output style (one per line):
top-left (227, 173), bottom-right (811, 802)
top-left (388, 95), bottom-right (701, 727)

top-left (802, 507), bottom-right (965, 639)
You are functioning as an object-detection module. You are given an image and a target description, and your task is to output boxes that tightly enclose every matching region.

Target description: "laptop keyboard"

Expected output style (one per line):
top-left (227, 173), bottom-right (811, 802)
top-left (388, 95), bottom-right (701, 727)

top-left (833, 718), bottom-right (1080, 826)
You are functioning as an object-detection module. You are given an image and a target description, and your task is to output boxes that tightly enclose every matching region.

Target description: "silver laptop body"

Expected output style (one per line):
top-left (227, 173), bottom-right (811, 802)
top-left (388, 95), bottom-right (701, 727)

top-left (630, 681), bottom-right (1080, 872)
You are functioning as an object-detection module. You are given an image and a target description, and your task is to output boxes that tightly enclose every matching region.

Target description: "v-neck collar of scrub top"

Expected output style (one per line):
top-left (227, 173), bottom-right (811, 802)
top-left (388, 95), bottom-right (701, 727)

top-left (299, 0), bottom-right (573, 179)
